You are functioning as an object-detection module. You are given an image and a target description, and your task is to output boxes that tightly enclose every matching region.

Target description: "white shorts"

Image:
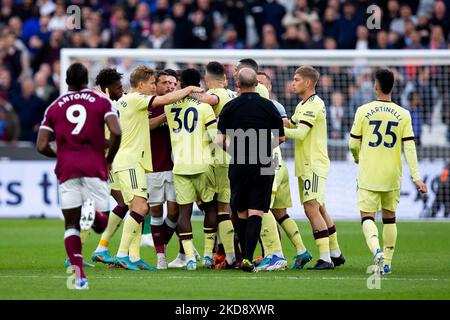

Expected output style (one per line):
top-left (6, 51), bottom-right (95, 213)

top-left (58, 177), bottom-right (110, 212)
top-left (146, 171), bottom-right (176, 206)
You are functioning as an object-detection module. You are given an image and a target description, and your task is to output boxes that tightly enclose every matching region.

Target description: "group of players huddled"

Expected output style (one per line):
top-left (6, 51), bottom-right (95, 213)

top-left (36, 58), bottom-right (426, 290)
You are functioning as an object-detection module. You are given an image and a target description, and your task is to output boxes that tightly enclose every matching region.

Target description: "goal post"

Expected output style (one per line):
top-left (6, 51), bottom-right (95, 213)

top-left (60, 49), bottom-right (450, 220)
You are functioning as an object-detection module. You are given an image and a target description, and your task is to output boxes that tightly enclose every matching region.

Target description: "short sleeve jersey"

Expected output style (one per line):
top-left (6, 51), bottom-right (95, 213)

top-left (40, 89), bottom-right (117, 183)
top-left (165, 97), bottom-right (217, 175)
top-left (350, 100), bottom-right (415, 191)
top-left (207, 87), bottom-right (236, 166)
top-left (207, 88), bottom-right (236, 117)
top-left (112, 92), bottom-right (155, 173)
top-left (290, 94), bottom-right (330, 178)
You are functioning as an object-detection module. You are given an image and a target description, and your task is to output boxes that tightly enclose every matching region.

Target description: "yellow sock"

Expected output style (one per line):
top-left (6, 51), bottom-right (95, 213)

top-left (203, 228), bottom-right (216, 258)
top-left (98, 212), bottom-right (123, 248)
top-left (315, 237), bottom-right (331, 262)
top-left (383, 222), bottom-right (397, 266)
top-left (280, 216), bottom-right (305, 252)
top-left (218, 213), bottom-right (235, 255)
top-left (362, 218), bottom-right (380, 255)
top-left (80, 229), bottom-right (90, 246)
top-left (129, 227), bottom-right (142, 262)
top-left (117, 215), bottom-right (141, 256)
top-left (329, 232), bottom-right (339, 251)
top-left (181, 236), bottom-right (194, 260)
top-left (261, 211), bottom-right (283, 257)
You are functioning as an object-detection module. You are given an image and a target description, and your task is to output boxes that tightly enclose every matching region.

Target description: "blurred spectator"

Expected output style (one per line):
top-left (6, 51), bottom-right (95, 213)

top-left (327, 91), bottom-right (350, 140)
top-left (405, 30), bottom-right (426, 49)
top-left (131, 2), bottom-right (151, 39)
top-left (429, 1), bottom-right (450, 39)
top-left (1, 28), bottom-right (26, 79)
top-left (430, 161), bottom-right (450, 218)
top-left (161, 19), bottom-right (175, 48)
top-left (13, 78), bottom-right (45, 142)
top-left (51, 60), bottom-right (60, 88)
top-left (140, 21), bottom-right (172, 49)
top-left (407, 91), bottom-right (422, 146)
top-left (336, 1), bottom-right (363, 49)
top-left (429, 25), bottom-right (447, 49)
top-left (402, 66), bottom-right (437, 126)
top-left (282, 24), bottom-right (305, 49)
top-left (355, 26), bottom-right (369, 50)
top-left (151, 0), bottom-right (172, 23)
top-left (324, 37), bottom-right (337, 50)
top-left (317, 74), bottom-right (333, 107)
top-left (322, 7), bottom-right (339, 40)
top-left (48, 2), bottom-right (67, 31)
top-left (307, 20), bottom-right (324, 49)
top-left (349, 71), bottom-right (375, 115)
top-left (0, 97), bottom-right (20, 143)
top-left (34, 71), bottom-right (57, 106)
top-left (383, 0), bottom-right (400, 28)
top-left (225, 0), bottom-right (247, 42)
top-left (292, 0), bottom-right (319, 26)
top-left (172, 1), bottom-right (191, 48)
top-left (189, 10), bottom-right (211, 48)
top-left (263, 0), bottom-right (286, 43)
top-left (38, 0), bottom-right (56, 17)
top-left (259, 24), bottom-right (280, 49)
top-left (417, 15), bottom-right (431, 46)
top-left (390, 4), bottom-right (417, 36)
top-left (217, 23), bottom-right (245, 49)
top-left (374, 30), bottom-right (390, 49)
top-left (31, 29), bottom-right (63, 72)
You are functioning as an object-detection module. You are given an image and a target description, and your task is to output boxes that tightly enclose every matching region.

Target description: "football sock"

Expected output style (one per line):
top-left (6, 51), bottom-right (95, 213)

top-left (328, 225), bottom-right (342, 258)
top-left (383, 217), bottom-right (397, 266)
top-left (218, 212), bottom-right (235, 264)
top-left (151, 216), bottom-right (166, 254)
top-left (180, 232), bottom-right (194, 260)
top-left (314, 229), bottom-right (331, 263)
top-left (203, 227), bottom-right (217, 259)
top-left (117, 211), bottom-right (143, 258)
top-left (163, 217), bottom-right (177, 244)
top-left (362, 216), bottom-right (380, 255)
top-left (129, 226), bottom-right (142, 262)
top-left (80, 229), bottom-right (90, 246)
top-left (96, 205), bottom-right (127, 252)
top-left (276, 214), bottom-right (306, 254)
top-left (244, 215), bottom-right (262, 261)
top-left (64, 228), bottom-right (86, 279)
top-left (92, 211), bottom-right (108, 233)
top-left (261, 211), bottom-right (283, 257)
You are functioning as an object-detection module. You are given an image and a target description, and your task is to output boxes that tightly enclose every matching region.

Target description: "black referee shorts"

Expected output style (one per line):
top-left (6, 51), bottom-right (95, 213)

top-left (228, 165), bottom-right (275, 214)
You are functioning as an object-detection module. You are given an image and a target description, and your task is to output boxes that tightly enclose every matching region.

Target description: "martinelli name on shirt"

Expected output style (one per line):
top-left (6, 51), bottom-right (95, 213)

top-left (364, 106), bottom-right (402, 121)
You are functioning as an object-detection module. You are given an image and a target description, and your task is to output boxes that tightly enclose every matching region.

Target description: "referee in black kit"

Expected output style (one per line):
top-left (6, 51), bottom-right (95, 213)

top-left (217, 68), bottom-right (285, 272)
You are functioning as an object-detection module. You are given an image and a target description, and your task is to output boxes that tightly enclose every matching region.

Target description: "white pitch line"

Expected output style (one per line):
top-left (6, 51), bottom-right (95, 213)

top-left (0, 275), bottom-right (446, 282)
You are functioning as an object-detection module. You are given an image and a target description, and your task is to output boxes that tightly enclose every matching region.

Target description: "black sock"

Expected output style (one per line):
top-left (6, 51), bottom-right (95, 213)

top-left (244, 215), bottom-right (262, 262)
top-left (236, 218), bottom-right (248, 258)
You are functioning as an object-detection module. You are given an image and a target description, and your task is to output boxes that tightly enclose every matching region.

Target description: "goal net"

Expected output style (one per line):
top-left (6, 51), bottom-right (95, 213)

top-left (61, 49), bottom-right (450, 220)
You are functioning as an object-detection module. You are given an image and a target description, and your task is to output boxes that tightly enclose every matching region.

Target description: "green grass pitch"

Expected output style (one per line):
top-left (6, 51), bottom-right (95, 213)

top-left (0, 219), bottom-right (449, 300)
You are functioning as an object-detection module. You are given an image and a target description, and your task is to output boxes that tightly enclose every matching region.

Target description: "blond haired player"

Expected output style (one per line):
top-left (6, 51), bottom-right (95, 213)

top-left (284, 66), bottom-right (345, 270)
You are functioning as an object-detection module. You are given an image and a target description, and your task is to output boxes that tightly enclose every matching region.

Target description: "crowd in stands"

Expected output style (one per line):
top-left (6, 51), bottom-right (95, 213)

top-left (0, 0), bottom-right (450, 144)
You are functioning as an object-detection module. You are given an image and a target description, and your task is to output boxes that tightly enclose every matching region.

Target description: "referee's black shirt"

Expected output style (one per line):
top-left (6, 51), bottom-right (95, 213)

top-left (218, 92), bottom-right (285, 172)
